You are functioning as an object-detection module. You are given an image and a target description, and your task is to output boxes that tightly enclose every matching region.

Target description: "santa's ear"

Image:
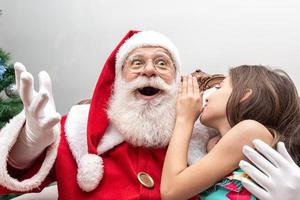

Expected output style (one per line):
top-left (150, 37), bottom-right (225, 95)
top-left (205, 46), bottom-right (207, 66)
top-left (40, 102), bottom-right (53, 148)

top-left (240, 88), bottom-right (253, 102)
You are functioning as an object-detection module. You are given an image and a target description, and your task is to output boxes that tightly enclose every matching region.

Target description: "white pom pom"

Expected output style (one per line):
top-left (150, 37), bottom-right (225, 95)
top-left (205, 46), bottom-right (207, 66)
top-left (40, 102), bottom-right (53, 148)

top-left (77, 154), bottom-right (103, 192)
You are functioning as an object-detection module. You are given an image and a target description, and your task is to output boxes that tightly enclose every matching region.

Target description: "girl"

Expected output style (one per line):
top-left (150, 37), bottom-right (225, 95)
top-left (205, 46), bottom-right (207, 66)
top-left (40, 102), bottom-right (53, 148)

top-left (161, 65), bottom-right (300, 200)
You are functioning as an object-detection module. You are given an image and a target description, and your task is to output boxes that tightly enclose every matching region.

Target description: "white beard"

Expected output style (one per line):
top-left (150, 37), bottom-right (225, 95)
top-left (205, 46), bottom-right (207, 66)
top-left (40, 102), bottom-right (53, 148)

top-left (107, 75), bottom-right (177, 148)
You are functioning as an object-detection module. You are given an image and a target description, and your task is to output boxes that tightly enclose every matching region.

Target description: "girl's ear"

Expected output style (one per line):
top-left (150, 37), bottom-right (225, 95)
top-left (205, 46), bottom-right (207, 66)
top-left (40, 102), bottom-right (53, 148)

top-left (240, 88), bottom-right (253, 102)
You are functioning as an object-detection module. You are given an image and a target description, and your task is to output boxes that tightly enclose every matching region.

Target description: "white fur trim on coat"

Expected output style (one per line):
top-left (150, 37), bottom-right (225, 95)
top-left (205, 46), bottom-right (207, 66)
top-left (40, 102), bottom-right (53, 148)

top-left (188, 120), bottom-right (218, 165)
top-left (0, 110), bottom-right (60, 192)
top-left (64, 104), bottom-right (124, 192)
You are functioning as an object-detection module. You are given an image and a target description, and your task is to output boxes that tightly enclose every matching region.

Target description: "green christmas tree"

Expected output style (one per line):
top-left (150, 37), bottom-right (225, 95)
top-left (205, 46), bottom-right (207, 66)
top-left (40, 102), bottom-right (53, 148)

top-left (0, 48), bottom-right (23, 199)
top-left (0, 48), bottom-right (23, 129)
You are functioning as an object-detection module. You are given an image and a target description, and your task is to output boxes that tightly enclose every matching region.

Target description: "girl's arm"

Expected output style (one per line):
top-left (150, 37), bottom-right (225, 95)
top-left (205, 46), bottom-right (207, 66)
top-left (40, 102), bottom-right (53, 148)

top-left (161, 76), bottom-right (273, 200)
top-left (161, 120), bottom-right (273, 200)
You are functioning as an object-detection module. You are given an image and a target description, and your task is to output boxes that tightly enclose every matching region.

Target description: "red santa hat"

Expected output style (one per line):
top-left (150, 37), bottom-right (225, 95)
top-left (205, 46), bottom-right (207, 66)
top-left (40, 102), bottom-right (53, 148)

top-left (74, 30), bottom-right (181, 192)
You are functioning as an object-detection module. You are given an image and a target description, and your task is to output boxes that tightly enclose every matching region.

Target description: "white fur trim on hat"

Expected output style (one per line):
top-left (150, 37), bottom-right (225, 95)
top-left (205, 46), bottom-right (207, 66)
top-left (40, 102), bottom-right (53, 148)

top-left (115, 31), bottom-right (181, 77)
top-left (0, 110), bottom-right (60, 192)
top-left (65, 104), bottom-right (124, 192)
top-left (77, 154), bottom-right (103, 192)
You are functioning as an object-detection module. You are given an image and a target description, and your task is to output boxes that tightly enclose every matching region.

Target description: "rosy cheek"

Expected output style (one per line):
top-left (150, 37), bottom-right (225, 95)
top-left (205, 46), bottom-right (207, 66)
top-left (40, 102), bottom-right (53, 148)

top-left (161, 72), bottom-right (176, 84)
top-left (122, 70), bottom-right (138, 82)
top-left (162, 77), bottom-right (173, 84)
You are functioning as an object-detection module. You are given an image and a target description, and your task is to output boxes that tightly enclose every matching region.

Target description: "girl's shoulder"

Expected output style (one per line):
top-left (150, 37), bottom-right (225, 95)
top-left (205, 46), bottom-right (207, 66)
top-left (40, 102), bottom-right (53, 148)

top-left (228, 120), bottom-right (274, 146)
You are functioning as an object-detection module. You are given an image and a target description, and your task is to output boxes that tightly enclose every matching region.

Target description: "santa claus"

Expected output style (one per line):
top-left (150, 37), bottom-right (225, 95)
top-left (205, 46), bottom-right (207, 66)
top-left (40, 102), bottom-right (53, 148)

top-left (0, 30), bottom-right (212, 199)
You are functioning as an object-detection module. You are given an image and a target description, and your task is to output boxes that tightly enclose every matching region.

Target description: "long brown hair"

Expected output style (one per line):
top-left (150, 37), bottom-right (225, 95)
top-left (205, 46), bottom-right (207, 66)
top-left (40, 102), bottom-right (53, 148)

top-left (226, 65), bottom-right (300, 165)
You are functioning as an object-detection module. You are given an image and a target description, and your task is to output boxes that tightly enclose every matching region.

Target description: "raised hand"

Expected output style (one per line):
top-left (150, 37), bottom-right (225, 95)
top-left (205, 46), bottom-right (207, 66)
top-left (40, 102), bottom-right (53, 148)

top-left (239, 139), bottom-right (300, 200)
top-left (14, 62), bottom-right (61, 145)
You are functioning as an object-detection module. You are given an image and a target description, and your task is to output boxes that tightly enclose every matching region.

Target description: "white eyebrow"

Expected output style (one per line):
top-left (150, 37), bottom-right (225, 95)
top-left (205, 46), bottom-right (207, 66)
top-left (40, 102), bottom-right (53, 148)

top-left (126, 50), bottom-right (172, 62)
top-left (127, 52), bottom-right (145, 57)
top-left (153, 51), bottom-right (172, 58)
top-left (126, 54), bottom-right (145, 63)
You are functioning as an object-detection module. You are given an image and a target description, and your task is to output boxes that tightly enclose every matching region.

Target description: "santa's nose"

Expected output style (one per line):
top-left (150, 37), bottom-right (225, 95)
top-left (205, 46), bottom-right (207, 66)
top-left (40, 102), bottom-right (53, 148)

top-left (141, 62), bottom-right (157, 77)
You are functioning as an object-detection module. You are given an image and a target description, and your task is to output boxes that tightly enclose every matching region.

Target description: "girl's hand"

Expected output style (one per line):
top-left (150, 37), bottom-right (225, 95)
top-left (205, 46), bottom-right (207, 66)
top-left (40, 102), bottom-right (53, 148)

top-left (176, 75), bottom-right (203, 123)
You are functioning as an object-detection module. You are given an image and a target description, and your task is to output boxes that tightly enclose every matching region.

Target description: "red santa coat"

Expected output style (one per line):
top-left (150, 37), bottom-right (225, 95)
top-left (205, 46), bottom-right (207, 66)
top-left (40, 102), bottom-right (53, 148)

top-left (57, 103), bottom-right (169, 199)
top-left (57, 115), bottom-right (167, 199)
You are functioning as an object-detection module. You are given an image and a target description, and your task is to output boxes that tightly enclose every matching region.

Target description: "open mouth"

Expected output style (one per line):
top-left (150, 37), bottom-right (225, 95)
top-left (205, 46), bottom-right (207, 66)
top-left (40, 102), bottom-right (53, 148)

top-left (136, 87), bottom-right (161, 100)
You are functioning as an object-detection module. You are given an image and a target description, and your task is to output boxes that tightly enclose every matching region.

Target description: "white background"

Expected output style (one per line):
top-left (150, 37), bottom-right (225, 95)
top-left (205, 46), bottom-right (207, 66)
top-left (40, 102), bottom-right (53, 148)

top-left (1, 0), bottom-right (299, 113)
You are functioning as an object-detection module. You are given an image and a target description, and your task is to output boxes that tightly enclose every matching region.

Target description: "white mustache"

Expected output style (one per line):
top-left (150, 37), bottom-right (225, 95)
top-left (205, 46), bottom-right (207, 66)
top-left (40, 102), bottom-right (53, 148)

top-left (122, 76), bottom-right (175, 94)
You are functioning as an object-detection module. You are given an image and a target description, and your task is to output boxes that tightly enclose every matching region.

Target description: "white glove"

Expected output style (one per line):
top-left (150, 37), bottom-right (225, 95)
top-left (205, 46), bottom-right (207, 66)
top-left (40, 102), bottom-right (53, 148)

top-left (8, 62), bottom-right (61, 169)
top-left (239, 139), bottom-right (300, 200)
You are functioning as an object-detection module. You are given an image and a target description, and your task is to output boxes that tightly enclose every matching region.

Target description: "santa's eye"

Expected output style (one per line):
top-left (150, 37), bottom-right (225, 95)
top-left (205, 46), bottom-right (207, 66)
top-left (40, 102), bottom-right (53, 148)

top-left (157, 60), bottom-right (166, 66)
top-left (132, 60), bottom-right (143, 65)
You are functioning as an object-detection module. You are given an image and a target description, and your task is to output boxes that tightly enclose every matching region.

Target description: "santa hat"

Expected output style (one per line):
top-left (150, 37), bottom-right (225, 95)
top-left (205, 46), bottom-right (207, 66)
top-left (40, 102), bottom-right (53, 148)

top-left (73, 30), bottom-right (181, 192)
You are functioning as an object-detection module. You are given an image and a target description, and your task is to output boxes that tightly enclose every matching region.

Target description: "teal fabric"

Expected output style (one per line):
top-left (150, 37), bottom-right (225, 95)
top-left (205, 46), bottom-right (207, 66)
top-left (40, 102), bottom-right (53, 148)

top-left (199, 169), bottom-right (256, 200)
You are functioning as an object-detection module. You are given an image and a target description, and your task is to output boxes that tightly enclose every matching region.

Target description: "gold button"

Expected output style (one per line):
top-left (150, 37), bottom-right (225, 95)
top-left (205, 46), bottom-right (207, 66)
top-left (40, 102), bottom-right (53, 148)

top-left (137, 172), bottom-right (154, 189)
